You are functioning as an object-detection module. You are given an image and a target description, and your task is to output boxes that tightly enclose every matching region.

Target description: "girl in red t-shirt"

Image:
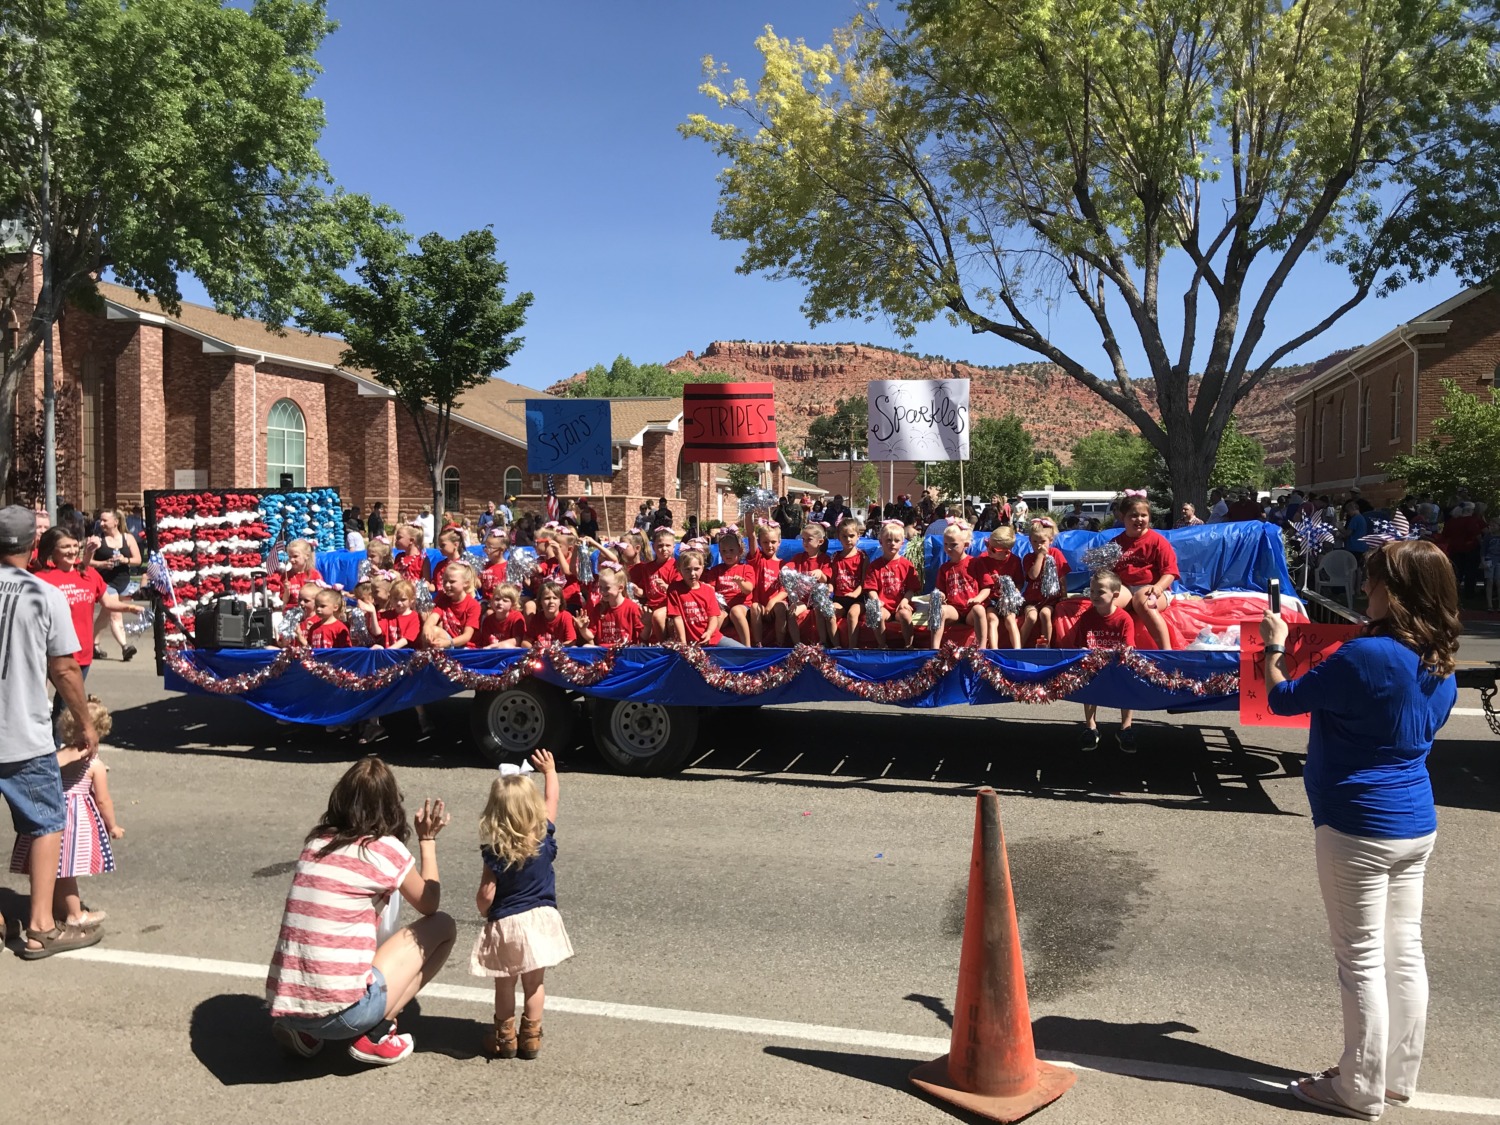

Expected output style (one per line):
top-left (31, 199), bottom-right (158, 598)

top-left (864, 521), bottom-right (919, 649)
top-left (667, 548), bottom-right (728, 646)
top-left (374, 579), bottom-right (422, 650)
top-left (525, 580), bottom-right (578, 648)
top-left (282, 582), bottom-right (324, 648)
top-left (478, 526), bottom-right (512, 601)
top-left (366, 538), bottom-right (396, 577)
top-left (423, 559), bottom-right (481, 649)
top-left (305, 587), bottom-right (353, 649)
top-left (748, 523), bottom-right (787, 646)
top-left (1054, 570), bottom-right (1138, 751)
top-left (629, 527), bottom-right (680, 643)
top-left (1111, 496), bottom-right (1178, 650)
top-left (931, 523), bottom-right (990, 649)
top-left (431, 527), bottom-right (468, 591)
top-left (1020, 518), bottom-right (1071, 647)
top-left (278, 538), bottom-right (323, 605)
top-left (393, 523), bottom-right (429, 586)
top-left (580, 565), bottom-right (644, 646)
top-left (478, 582), bottom-right (529, 649)
top-left (828, 518), bottom-right (867, 647)
top-left (775, 524), bottom-right (834, 646)
top-left (972, 526), bottom-right (1025, 649)
top-left (705, 528), bottom-right (756, 646)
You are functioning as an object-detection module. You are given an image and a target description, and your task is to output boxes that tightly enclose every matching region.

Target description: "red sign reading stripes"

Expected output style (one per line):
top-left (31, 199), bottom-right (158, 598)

top-left (681, 382), bottom-right (779, 464)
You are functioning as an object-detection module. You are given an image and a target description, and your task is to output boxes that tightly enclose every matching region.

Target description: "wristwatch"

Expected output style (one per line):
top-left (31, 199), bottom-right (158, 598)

top-left (1264, 643), bottom-right (1285, 654)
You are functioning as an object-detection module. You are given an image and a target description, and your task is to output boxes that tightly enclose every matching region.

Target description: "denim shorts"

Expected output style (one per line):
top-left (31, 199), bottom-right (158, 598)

top-left (276, 967), bottom-right (390, 1042)
top-left (0, 753), bottom-right (67, 836)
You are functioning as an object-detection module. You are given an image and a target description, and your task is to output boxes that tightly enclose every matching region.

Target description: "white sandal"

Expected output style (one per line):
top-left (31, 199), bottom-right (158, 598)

top-left (1290, 1073), bottom-right (1382, 1120)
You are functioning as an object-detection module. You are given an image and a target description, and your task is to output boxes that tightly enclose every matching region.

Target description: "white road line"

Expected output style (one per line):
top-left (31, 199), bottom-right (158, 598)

top-left (1450, 707), bottom-right (1485, 717)
top-left (66, 946), bottom-right (1500, 1117)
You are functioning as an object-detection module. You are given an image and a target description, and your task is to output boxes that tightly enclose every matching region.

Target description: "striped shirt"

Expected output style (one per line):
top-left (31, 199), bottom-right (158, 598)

top-left (265, 835), bottom-right (414, 1018)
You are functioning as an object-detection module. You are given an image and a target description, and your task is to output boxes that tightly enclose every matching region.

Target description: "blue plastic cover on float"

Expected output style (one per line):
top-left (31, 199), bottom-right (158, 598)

top-left (164, 645), bottom-right (1239, 725)
top-left (921, 522), bottom-right (1294, 595)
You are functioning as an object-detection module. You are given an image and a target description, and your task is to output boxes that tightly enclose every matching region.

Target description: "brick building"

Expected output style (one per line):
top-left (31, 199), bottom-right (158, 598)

top-left (1292, 286), bottom-right (1500, 504)
top-left (6, 259), bottom-right (760, 529)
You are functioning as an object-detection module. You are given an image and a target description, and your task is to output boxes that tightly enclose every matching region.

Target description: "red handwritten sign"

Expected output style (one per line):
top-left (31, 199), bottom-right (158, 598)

top-left (682, 382), bottom-right (779, 464)
top-left (1239, 622), bottom-right (1362, 727)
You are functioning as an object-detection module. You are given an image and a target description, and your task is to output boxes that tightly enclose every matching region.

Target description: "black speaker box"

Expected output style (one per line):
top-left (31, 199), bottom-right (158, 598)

top-left (195, 597), bottom-right (251, 649)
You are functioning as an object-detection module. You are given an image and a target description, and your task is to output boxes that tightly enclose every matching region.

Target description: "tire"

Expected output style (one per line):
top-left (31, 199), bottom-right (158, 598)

top-left (589, 698), bottom-right (700, 776)
top-left (469, 681), bottom-right (575, 766)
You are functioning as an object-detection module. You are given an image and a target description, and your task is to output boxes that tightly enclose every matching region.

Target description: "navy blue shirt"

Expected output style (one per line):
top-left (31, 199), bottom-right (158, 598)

top-left (1268, 636), bottom-right (1454, 838)
top-left (481, 821), bottom-right (557, 920)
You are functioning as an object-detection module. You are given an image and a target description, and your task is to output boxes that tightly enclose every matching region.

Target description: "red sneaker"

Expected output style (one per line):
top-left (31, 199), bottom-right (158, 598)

top-left (271, 1022), bottom-right (324, 1058)
top-left (348, 1023), bottom-right (413, 1066)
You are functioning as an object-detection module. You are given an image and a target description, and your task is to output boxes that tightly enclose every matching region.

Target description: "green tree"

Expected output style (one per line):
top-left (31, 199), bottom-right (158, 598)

top-left (683, 1), bottom-right (1500, 511)
top-left (0, 0), bottom-right (392, 497)
top-left (805, 395), bottom-right (867, 460)
top-left (1031, 453), bottom-right (1073, 490)
top-left (1208, 418), bottom-right (1267, 492)
top-left (854, 461), bottom-right (881, 506)
top-left (561, 355), bottom-right (724, 398)
top-left (313, 228), bottom-right (533, 518)
top-left (1264, 461), bottom-right (1296, 489)
top-left (724, 462), bottom-right (762, 495)
top-left (926, 415), bottom-right (1034, 499)
top-left (1070, 430), bottom-right (1156, 492)
top-left (1382, 380), bottom-right (1500, 507)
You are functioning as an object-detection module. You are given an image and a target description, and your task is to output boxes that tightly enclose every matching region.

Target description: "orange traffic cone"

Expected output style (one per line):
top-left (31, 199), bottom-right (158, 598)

top-left (909, 787), bottom-right (1075, 1122)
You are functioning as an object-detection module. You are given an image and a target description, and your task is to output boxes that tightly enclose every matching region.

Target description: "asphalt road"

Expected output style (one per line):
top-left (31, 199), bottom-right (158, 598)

top-left (4, 656), bottom-right (1498, 1125)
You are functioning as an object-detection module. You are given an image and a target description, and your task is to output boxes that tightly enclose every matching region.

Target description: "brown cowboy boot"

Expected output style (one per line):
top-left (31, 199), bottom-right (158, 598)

top-left (517, 1015), bottom-right (543, 1060)
top-left (483, 1015), bottom-right (517, 1059)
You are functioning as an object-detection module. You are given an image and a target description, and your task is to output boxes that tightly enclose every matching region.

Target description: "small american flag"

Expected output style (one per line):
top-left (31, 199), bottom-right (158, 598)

top-left (145, 551), bottom-right (177, 606)
top-left (545, 475), bottom-right (559, 522)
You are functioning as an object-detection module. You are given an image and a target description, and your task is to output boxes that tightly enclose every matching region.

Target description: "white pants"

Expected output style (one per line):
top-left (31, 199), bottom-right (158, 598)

top-left (1314, 824), bottom-right (1436, 1115)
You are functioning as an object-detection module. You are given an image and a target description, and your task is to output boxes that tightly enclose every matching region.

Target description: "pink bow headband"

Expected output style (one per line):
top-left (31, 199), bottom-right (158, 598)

top-left (596, 559), bottom-right (625, 573)
top-left (684, 537), bottom-right (709, 551)
top-left (1123, 489), bottom-right (1148, 498)
top-left (882, 519), bottom-right (905, 531)
top-left (1031, 517), bottom-right (1057, 529)
top-left (717, 524), bottom-right (740, 537)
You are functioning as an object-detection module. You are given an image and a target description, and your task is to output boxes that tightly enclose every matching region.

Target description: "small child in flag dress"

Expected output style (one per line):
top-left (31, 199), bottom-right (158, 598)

top-left (10, 696), bottom-right (121, 931)
top-left (472, 749), bottom-right (573, 1060)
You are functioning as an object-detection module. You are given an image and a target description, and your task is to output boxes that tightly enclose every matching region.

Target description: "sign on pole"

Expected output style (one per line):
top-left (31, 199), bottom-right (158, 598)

top-left (525, 399), bottom-right (613, 476)
top-left (1239, 623), bottom-right (1361, 727)
top-left (682, 382), bottom-right (779, 464)
top-left (867, 379), bottom-right (969, 461)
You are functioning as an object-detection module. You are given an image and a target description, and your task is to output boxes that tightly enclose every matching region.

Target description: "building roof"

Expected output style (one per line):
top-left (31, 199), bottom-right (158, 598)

top-left (607, 398), bottom-right (683, 446)
top-left (783, 475), bottom-right (828, 496)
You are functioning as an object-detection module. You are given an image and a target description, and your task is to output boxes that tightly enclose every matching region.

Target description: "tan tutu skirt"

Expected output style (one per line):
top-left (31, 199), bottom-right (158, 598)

top-left (469, 906), bottom-right (574, 977)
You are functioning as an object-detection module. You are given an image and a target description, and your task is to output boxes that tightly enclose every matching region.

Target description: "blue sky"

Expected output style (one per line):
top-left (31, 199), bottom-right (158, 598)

top-left (188, 0), bottom-right (1464, 391)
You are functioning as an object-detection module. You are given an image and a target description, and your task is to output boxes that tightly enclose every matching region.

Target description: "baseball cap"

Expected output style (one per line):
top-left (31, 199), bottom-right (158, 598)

top-left (0, 505), bottom-right (38, 551)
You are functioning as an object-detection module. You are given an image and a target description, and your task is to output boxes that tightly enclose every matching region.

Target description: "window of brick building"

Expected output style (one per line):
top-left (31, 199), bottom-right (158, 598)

top-left (1360, 386), bottom-right (1371, 450)
top-left (1318, 405), bottom-right (1327, 461)
top-left (1390, 377), bottom-right (1402, 441)
top-left (1301, 417), bottom-right (1310, 465)
top-left (1338, 395), bottom-right (1347, 454)
top-left (266, 399), bottom-right (306, 487)
top-left (503, 466), bottom-right (522, 498)
top-left (443, 466), bottom-right (461, 512)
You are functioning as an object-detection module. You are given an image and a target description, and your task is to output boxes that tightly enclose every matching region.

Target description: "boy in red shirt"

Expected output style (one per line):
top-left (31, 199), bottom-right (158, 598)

top-left (478, 582), bottom-right (528, 648)
top-left (704, 528), bottom-right (756, 646)
top-left (1055, 570), bottom-right (1137, 752)
top-left (864, 521), bottom-right (919, 649)
top-left (629, 527), bottom-right (680, 643)
top-left (525, 579), bottom-right (578, 647)
top-left (667, 547), bottom-right (731, 646)
top-left (971, 526), bottom-right (1025, 648)
top-left (580, 564), bottom-right (644, 646)
top-left (828, 518), bottom-right (867, 647)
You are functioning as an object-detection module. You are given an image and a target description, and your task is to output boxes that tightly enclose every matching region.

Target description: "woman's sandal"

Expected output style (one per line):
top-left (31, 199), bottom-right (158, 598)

top-left (19, 924), bottom-right (103, 960)
top-left (1318, 1066), bottom-right (1411, 1106)
top-left (1290, 1073), bottom-right (1383, 1120)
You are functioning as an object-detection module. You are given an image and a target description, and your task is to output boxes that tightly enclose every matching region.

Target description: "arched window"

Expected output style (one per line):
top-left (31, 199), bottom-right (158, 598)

top-left (1301, 417), bottom-right (1310, 466)
top-left (443, 466), bottom-right (461, 513)
top-left (266, 399), bottom-right (306, 487)
top-left (1390, 376), bottom-right (1402, 441)
top-left (1338, 395), bottom-right (1347, 454)
top-left (503, 466), bottom-right (522, 498)
top-left (1317, 405), bottom-right (1328, 461)
top-left (1360, 386), bottom-right (1372, 450)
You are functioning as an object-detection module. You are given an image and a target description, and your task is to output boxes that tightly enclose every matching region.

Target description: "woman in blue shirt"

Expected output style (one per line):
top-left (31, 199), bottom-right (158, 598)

top-left (1262, 539), bottom-right (1460, 1120)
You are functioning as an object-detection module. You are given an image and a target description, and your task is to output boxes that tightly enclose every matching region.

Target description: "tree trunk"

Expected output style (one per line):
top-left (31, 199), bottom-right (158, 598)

top-left (430, 460), bottom-right (443, 526)
top-left (0, 335), bottom-right (45, 505)
top-left (1165, 425), bottom-right (1212, 522)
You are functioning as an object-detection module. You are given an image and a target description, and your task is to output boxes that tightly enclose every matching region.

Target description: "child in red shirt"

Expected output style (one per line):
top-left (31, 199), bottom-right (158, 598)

top-left (283, 582), bottom-right (324, 648)
top-left (931, 523), bottom-right (989, 649)
top-left (305, 587), bottom-right (352, 648)
top-left (478, 527), bottom-right (512, 601)
top-left (525, 579), bottom-right (578, 647)
top-left (1054, 570), bottom-right (1138, 751)
top-left (1111, 496), bottom-right (1178, 650)
top-left (580, 565), bottom-right (644, 646)
top-left (629, 527), bottom-right (680, 643)
top-left (423, 559), bottom-right (481, 649)
top-left (864, 521), bottom-right (919, 649)
top-left (667, 548), bottom-right (730, 646)
top-left (478, 582), bottom-right (528, 649)
top-left (431, 527), bottom-right (466, 591)
top-left (748, 523), bottom-right (787, 646)
top-left (393, 523), bottom-right (429, 585)
top-left (277, 538), bottom-right (323, 605)
top-left (972, 526), bottom-right (1025, 648)
top-left (705, 527), bottom-right (756, 646)
top-left (374, 579), bottom-right (422, 650)
top-left (775, 524), bottom-right (833, 646)
top-left (828, 518), bottom-right (867, 647)
top-left (1021, 517), bottom-right (1071, 647)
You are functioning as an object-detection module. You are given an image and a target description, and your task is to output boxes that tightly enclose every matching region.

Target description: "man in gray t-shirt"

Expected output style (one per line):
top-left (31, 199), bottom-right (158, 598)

top-left (0, 505), bottom-right (100, 958)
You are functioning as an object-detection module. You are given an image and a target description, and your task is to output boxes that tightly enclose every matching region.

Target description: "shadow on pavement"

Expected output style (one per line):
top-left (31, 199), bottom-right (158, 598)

top-left (189, 995), bottom-right (479, 1084)
top-left (1426, 738), bottom-right (1500, 813)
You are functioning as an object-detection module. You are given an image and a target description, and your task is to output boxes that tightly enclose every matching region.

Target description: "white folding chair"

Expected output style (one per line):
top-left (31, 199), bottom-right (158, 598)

top-left (1315, 549), bottom-right (1360, 610)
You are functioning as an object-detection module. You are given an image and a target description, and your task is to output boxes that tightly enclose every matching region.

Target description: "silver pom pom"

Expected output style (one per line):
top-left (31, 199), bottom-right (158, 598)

top-left (928, 587), bottom-right (945, 624)
top-left (506, 550), bottom-right (538, 589)
top-left (995, 575), bottom-right (1025, 616)
top-left (863, 591), bottom-right (883, 628)
top-left (1082, 541), bottom-right (1122, 575)
top-left (778, 566), bottom-right (813, 609)
top-left (808, 578), bottom-right (835, 622)
top-left (356, 557), bottom-right (373, 584)
top-left (415, 582), bottom-right (435, 614)
top-left (278, 606), bottom-right (304, 642)
top-left (738, 486), bottom-right (779, 520)
top-left (577, 548), bottom-right (595, 588)
top-left (125, 604), bottom-right (155, 637)
top-left (1041, 553), bottom-right (1061, 599)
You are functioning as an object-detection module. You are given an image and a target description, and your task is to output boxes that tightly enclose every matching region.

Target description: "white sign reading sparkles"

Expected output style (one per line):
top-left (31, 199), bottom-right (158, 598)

top-left (866, 379), bottom-right (970, 461)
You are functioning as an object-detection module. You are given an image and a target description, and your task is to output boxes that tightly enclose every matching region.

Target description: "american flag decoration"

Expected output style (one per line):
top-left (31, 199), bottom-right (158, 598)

top-left (1361, 510), bottom-right (1422, 549)
top-left (545, 475), bottom-right (559, 522)
top-left (145, 550), bottom-right (177, 606)
top-left (1292, 513), bottom-right (1336, 555)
